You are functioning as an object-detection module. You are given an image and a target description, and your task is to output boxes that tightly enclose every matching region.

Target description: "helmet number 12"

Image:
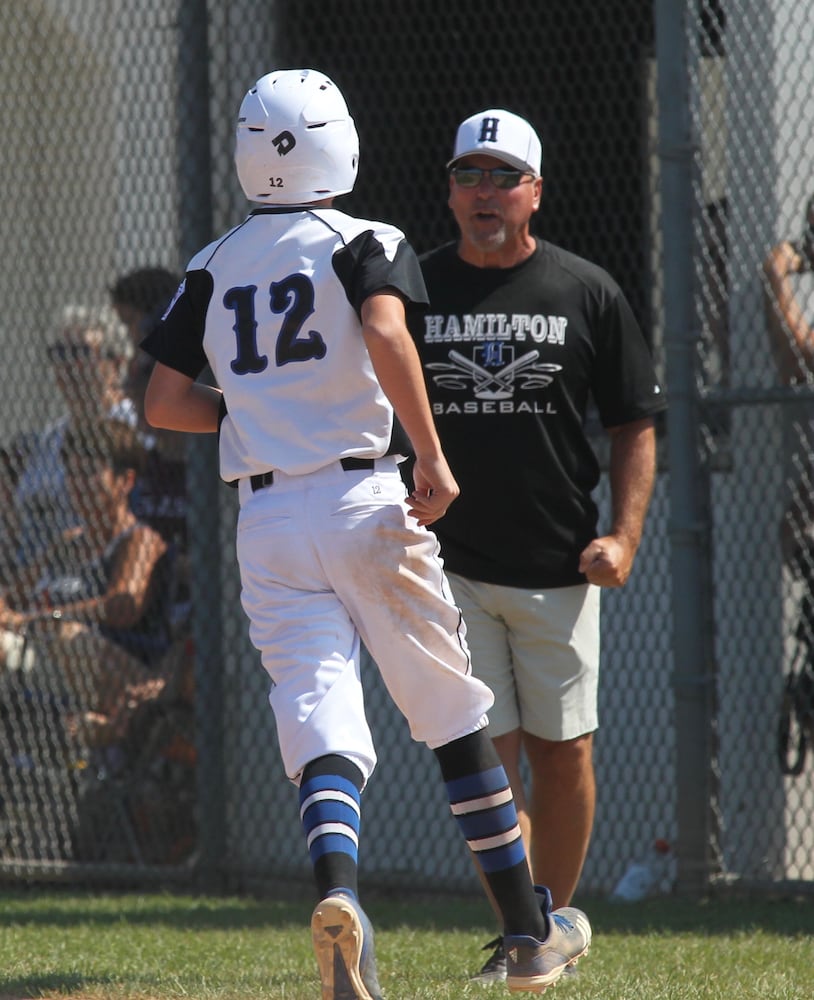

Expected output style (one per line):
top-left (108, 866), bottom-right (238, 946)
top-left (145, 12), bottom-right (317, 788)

top-left (224, 274), bottom-right (327, 375)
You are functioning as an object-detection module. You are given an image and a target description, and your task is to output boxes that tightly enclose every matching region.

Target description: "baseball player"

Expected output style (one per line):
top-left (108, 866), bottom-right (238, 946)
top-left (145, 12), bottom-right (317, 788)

top-left (141, 70), bottom-right (591, 998)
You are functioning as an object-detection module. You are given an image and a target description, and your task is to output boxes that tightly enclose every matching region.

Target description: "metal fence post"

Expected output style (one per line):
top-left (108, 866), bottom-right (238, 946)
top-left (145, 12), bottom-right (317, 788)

top-left (176, 0), bottom-right (226, 888)
top-left (654, 0), bottom-right (720, 894)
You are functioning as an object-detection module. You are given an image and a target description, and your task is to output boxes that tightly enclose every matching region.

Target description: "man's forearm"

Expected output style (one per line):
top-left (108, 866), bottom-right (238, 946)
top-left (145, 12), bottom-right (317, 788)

top-left (608, 418), bottom-right (657, 549)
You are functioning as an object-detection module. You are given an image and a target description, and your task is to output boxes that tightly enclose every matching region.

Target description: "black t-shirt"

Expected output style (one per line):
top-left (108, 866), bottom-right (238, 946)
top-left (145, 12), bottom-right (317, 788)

top-left (411, 239), bottom-right (666, 588)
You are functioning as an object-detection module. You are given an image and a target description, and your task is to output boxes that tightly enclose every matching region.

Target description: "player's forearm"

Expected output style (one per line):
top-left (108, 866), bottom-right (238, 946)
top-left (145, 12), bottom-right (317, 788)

top-left (370, 339), bottom-right (443, 457)
top-left (361, 294), bottom-right (444, 460)
top-left (144, 362), bottom-right (222, 433)
top-left (764, 243), bottom-right (814, 360)
top-left (607, 418), bottom-right (657, 550)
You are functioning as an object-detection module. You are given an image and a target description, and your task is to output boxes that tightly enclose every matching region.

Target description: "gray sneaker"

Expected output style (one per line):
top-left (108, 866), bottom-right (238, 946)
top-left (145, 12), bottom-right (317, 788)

top-left (504, 887), bottom-right (591, 993)
top-left (311, 892), bottom-right (383, 1000)
top-left (553, 905), bottom-right (592, 960)
top-left (469, 936), bottom-right (507, 984)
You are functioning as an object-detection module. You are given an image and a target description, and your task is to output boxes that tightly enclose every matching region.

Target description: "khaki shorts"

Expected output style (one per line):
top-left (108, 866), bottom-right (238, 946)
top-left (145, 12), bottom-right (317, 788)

top-left (446, 573), bottom-right (600, 741)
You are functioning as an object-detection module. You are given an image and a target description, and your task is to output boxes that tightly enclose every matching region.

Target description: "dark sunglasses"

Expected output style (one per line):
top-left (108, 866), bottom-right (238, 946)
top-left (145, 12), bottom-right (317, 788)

top-left (450, 166), bottom-right (532, 190)
top-left (47, 343), bottom-right (95, 363)
top-left (48, 342), bottom-right (118, 363)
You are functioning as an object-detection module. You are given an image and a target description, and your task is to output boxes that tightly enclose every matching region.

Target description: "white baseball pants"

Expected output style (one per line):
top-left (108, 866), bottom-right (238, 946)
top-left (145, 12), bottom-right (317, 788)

top-left (236, 457), bottom-right (493, 785)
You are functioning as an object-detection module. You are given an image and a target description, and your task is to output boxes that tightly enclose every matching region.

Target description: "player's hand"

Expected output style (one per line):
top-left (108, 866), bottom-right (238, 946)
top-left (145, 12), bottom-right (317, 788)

top-left (578, 534), bottom-right (635, 587)
top-left (407, 455), bottom-right (460, 527)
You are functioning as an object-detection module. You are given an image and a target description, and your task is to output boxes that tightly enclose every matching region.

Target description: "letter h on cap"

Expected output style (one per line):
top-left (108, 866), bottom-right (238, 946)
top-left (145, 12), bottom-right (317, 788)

top-left (478, 117), bottom-right (500, 143)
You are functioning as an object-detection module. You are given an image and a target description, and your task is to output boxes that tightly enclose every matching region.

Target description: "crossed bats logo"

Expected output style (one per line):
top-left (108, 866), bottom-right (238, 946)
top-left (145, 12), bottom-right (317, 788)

top-left (426, 348), bottom-right (561, 401)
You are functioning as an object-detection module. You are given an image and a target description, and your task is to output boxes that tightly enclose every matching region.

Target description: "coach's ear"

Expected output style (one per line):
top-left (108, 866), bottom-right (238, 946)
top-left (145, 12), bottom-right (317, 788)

top-left (532, 176), bottom-right (543, 212)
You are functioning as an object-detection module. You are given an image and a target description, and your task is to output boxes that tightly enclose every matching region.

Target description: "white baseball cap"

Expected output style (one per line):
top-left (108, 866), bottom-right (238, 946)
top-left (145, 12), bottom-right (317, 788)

top-left (447, 109), bottom-right (543, 177)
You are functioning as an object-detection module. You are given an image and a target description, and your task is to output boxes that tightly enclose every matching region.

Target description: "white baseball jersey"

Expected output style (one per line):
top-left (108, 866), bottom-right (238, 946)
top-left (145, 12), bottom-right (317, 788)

top-left (142, 206), bottom-right (494, 783)
top-left (143, 207), bottom-right (427, 481)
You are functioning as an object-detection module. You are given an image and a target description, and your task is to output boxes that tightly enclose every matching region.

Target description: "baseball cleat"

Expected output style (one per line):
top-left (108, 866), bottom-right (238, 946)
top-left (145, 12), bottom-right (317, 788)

top-left (504, 886), bottom-right (591, 992)
top-left (311, 891), bottom-right (383, 1000)
top-left (552, 905), bottom-right (592, 955)
top-left (470, 886), bottom-right (590, 987)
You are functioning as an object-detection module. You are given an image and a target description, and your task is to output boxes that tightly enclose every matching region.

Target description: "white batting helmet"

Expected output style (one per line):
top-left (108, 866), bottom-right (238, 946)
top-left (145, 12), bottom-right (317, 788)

top-left (235, 69), bottom-right (360, 205)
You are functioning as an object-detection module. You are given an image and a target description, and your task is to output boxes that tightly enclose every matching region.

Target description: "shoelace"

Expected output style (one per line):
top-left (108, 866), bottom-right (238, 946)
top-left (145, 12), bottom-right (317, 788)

top-left (479, 936), bottom-right (506, 972)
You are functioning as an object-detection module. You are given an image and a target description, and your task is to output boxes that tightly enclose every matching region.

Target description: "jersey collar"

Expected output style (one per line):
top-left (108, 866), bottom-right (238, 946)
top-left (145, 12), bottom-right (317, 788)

top-left (249, 206), bottom-right (321, 216)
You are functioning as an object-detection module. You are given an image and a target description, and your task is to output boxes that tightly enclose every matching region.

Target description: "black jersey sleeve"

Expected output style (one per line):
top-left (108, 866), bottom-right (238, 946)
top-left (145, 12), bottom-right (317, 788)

top-left (590, 287), bottom-right (666, 427)
top-left (140, 268), bottom-right (213, 380)
top-left (332, 230), bottom-right (429, 318)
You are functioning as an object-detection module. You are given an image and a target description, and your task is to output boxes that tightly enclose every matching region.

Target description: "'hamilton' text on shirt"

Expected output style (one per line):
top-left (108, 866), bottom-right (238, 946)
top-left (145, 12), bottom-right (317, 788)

top-left (424, 313), bottom-right (568, 344)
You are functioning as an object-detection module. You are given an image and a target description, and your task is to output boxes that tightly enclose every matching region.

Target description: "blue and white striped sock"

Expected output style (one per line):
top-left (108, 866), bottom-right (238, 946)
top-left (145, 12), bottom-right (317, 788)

top-left (299, 757), bottom-right (363, 899)
top-left (434, 731), bottom-right (546, 937)
top-left (446, 764), bottom-right (526, 872)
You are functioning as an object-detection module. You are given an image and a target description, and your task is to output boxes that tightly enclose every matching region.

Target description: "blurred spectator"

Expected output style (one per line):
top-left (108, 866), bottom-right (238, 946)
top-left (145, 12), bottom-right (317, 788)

top-left (110, 267), bottom-right (188, 548)
top-left (0, 305), bottom-right (136, 570)
top-left (0, 419), bottom-right (172, 727)
top-left (763, 196), bottom-right (814, 568)
top-left (764, 195), bottom-right (814, 385)
top-left (109, 267), bottom-right (181, 424)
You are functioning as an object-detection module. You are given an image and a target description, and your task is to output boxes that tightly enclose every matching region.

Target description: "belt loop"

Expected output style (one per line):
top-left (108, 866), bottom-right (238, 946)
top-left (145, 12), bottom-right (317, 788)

top-left (250, 471), bottom-right (275, 492)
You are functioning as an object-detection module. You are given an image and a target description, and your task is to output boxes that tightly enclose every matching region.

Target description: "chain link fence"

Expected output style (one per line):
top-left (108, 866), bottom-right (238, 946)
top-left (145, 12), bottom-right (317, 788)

top-left (688, 0), bottom-right (814, 888)
top-left (0, 0), bottom-right (811, 898)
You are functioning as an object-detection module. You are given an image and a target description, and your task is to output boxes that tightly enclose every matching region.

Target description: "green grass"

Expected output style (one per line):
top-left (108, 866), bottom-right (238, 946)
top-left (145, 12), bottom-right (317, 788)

top-left (0, 889), bottom-right (813, 999)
